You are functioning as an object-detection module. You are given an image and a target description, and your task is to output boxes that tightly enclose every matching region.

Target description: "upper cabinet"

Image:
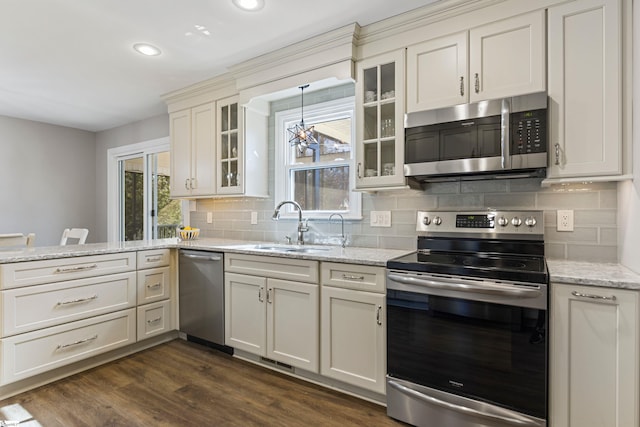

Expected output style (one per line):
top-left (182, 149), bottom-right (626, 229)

top-left (406, 10), bottom-right (546, 112)
top-left (355, 49), bottom-right (406, 190)
top-left (546, 0), bottom-right (622, 180)
top-left (169, 103), bottom-right (216, 198)
top-left (167, 94), bottom-right (268, 199)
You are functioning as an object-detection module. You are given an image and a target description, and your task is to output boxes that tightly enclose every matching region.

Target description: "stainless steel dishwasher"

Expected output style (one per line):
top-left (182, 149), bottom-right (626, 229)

top-left (179, 249), bottom-right (233, 354)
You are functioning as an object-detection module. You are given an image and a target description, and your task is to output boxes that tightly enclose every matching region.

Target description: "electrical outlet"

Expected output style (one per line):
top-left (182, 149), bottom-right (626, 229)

top-left (370, 211), bottom-right (391, 227)
top-left (206, 212), bottom-right (213, 224)
top-left (557, 210), bottom-right (574, 232)
top-left (250, 211), bottom-right (258, 225)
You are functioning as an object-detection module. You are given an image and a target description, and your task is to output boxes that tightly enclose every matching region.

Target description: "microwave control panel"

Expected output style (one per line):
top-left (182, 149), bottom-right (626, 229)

top-left (511, 109), bottom-right (547, 154)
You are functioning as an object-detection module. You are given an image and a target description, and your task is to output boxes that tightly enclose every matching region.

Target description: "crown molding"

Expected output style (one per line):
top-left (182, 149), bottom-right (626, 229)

top-left (161, 74), bottom-right (237, 111)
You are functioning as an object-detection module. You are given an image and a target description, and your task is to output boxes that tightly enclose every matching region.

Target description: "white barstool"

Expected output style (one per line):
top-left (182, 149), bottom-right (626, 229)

top-left (60, 228), bottom-right (89, 245)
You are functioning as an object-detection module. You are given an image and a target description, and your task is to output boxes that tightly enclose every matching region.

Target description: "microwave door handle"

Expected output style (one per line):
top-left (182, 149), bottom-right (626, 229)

top-left (501, 97), bottom-right (510, 169)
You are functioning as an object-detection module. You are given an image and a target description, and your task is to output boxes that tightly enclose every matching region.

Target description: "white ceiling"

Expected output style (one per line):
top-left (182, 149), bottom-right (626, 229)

top-left (0, 0), bottom-right (438, 132)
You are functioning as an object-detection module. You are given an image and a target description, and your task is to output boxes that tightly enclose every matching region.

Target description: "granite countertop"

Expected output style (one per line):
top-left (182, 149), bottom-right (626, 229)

top-left (0, 238), bottom-right (411, 267)
top-left (547, 259), bottom-right (640, 290)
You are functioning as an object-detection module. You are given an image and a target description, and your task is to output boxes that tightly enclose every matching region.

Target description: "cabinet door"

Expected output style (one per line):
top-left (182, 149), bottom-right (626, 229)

top-left (355, 50), bottom-right (405, 189)
top-left (320, 287), bottom-right (385, 393)
top-left (224, 272), bottom-right (266, 355)
top-left (547, 0), bottom-right (621, 178)
top-left (169, 109), bottom-right (192, 197)
top-left (216, 96), bottom-right (243, 195)
top-left (266, 279), bottom-right (319, 372)
top-left (190, 102), bottom-right (216, 196)
top-left (406, 31), bottom-right (468, 112)
top-left (551, 284), bottom-right (639, 427)
top-left (469, 10), bottom-right (545, 102)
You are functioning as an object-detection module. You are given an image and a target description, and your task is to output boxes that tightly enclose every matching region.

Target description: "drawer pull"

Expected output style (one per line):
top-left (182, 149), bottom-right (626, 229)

top-left (54, 264), bottom-right (98, 274)
top-left (376, 305), bottom-right (383, 326)
top-left (147, 282), bottom-right (162, 289)
top-left (342, 274), bottom-right (365, 281)
top-left (56, 294), bottom-right (98, 306)
top-left (146, 256), bottom-right (163, 262)
top-left (571, 290), bottom-right (617, 302)
top-left (57, 334), bottom-right (98, 350)
top-left (147, 317), bottom-right (162, 324)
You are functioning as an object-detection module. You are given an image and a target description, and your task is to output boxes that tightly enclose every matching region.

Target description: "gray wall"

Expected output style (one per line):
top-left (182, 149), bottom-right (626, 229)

top-left (0, 115), bottom-right (96, 246)
top-left (94, 113), bottom-right (170, 242)
top-left (190, 85), bottom-right (618, 263)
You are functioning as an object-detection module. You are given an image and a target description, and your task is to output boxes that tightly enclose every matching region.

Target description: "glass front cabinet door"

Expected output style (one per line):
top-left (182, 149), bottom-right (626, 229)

top-left (216, 95), bottom-right (243, 195)
top-left (355, 50), bottom-right (406, 190)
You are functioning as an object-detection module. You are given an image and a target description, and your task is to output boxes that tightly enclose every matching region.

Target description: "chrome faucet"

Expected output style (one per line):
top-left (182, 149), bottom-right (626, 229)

top-left (329, 213), bottom-right (346, 248)
top-left (272, 200), bottom-right (308, 245)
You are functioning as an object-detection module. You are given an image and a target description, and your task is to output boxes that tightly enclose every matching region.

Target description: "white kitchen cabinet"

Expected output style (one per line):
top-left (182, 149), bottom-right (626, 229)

top-left (136, 249), bottom-right (173, 341)
top-left (169, 103), bottom-right (216, 197)
top-left (216, 96), bottom-right (242, 195)
top-left (546, 0), bottom-right (621, 179)
top-left (406, 10), bottom-right (545, 112)
top-left (550, 283), bottom-right (639, 427)
top-left (355, 49), bottom-right (406, 190)
top-left (320, 262), bottom-right (386, 394)
top-left (224, 254), bottom-right (319, 372)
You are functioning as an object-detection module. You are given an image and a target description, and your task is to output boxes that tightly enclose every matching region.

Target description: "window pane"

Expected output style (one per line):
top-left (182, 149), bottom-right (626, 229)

top-left (292, 118), bottom-right (351, 164)
top-left (293, 166), bottom-right (350, 211)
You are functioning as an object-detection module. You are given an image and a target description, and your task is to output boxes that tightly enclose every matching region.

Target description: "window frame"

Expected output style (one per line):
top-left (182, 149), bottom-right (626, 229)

top-left (274, 96), bottom-right (361, 220)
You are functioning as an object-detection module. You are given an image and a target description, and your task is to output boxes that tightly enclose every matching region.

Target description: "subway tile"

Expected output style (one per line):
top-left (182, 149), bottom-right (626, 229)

top-left (545, 227), bottom-right (598, 243)
top-left (391, 210), bottom-right (419, 225)
top-left (362, 195), bottom-right (397, 211)
top-left (575, 209), bottom-right (617, 226)
top-left (599, 190), bottom-right (617, 208)
top-left (567, 244), bottom-right (617, 263)
top-left (599, 227), bottom-right (618, 245)
top-left (394, 194), bottom-right (438, 210)
top-left (545, 243), bottom-right (566, 259)
top-left (484, 193), bottom-right (536, 209)
top-left (536, 191), bottom-right (599, 209)
top-left (350, 235), bottom-right (379, 248)
top-left (437, 194), bottom-right (484, 208)
top-left (508, 178), bottom-right (544, 192)
top-left (422, 181), bottom-right (461, 194)
top-left (461, 180), bottom-right (508, 194)
top-left (379, 236), bottom-right (415, 250)
top-left (212, 220), bottom-right (234, 231)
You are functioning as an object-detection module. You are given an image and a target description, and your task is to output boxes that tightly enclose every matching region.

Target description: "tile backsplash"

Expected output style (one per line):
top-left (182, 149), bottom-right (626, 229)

top-left (190, 84), bottom-right (618, 263)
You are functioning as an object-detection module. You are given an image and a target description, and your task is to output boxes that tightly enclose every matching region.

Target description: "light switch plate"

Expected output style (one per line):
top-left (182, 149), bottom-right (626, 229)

top-left (370, 211), bottom-right (391, 227)
top-left (250, 211), bottom-right (258, 225)
top-left (557, 210), bottom-right (574, 232)
top-left (206, 212), bottom-right (213, 224)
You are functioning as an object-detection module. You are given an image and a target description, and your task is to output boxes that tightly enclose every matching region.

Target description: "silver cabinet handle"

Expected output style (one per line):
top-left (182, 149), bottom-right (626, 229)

top-left (459, 76), bottom-right (464, 96)
top-left (190, 178), bottom-right (195, 189)
top-left (145, 256), bottom-right (163, 262)
top-left (267, 288), bottom-right (273, 304)
top-left (474, 73), bottom-right (480, 93)
top-left (343, 274), bottom-right (365, 281)
top-left (147, 317), bottom-right (162, 324)
top-left (57, 334), bottom-right (98, 350)
top-left (572, 290), bottom-right (617, 302)
top-left (185, 179), bottom-right (190, 190)
top-left (54, 264), bottom-right (98, 274)
top-left (357, 162), bottom-right (362, 179)
top-left (147, 282), bottom-right (162, 289)
top-left (258, 286), bottom-right (264, 302)
top-left (56, 294), bottom-right (98, 306)
top-left (376, 305), bottom-right (382, 325)
top-left (555, 143), bottom-right (560, 165)
top-left (183, 254), bottom-right (222, 261)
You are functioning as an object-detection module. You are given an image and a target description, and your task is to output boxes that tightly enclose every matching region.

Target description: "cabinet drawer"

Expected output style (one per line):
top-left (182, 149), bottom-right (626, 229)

top-left (137, 249), bottom-right (171, 269)
top-left (225, 253), bottom-right (318, 283)
top-left (136, 267), bottom-right (170, 305)
top-left (0, 308), bottom-right (136, 385)
top-left (137, 300), bottom-right (172, 341)
top-left (1, 272), bottom-right (137, 337)
top-left (320, 262), bottom-right (385, 293)
top-left (0, 252), bottom-right (136, 289)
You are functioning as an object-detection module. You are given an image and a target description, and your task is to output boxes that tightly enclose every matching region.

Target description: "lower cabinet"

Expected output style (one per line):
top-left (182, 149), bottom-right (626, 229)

top-left (225, 271), bottom-right (319, 372)
top-left (320, 286), bottom-right (385, 394)
top-left (550, 283), bottom-right (639, 427)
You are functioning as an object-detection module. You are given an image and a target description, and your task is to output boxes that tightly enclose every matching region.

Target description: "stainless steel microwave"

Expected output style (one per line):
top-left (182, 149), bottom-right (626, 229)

top-left (404, 92), bottom-right (547, 182)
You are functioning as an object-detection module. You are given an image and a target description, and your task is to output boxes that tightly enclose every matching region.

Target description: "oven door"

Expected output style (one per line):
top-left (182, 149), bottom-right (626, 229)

top-left (386, 271), bottom-right (547, 427)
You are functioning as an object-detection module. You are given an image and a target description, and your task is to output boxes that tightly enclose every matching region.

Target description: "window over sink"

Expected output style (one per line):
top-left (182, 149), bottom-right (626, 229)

top-left (274, 96), bottom-right (361, 219)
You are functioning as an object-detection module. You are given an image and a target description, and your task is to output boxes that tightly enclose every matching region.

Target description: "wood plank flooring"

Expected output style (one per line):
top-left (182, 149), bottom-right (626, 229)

top-left (0, 339), bottom-right (404, 426)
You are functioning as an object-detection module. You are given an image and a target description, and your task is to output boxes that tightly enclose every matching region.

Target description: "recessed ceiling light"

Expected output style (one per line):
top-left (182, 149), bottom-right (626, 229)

top-left (232, 0), bottom-right (265, 11)
top-left (133, 43), bottom-right (162, 56)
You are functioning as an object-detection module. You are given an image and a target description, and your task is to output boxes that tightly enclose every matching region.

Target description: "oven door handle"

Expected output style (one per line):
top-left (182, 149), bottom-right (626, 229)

top-left (388, 380), bottom-right (542, 427)
top-left (387, 273), bottom-right (542, 298)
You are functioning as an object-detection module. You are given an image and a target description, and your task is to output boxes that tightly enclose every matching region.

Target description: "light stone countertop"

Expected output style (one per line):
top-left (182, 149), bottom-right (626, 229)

top-left (547, 259), bottom-right (640, 290)
top-left (0, 238), bottom-right (411, 267)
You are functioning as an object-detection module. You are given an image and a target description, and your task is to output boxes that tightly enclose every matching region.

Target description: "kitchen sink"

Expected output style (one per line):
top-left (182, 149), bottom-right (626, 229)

top-left (224, 244), bottom-right (330, 254)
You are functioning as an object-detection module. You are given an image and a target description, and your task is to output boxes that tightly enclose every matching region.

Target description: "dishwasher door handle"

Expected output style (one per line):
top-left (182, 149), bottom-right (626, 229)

top-left (183, 253), bottom-right (222, 262)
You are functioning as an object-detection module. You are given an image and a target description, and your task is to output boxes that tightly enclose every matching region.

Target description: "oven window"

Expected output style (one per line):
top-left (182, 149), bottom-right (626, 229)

top-left (387, 289), bottom-right (547, 419)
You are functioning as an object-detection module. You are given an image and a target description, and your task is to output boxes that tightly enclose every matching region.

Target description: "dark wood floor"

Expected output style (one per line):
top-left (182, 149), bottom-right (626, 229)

top-left (0, 339), bottom-right (404, 426)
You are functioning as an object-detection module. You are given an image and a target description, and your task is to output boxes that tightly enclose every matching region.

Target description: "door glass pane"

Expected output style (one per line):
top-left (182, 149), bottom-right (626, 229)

top-left (230, 132), bottom-right (238, 159)
top-left (380, 62), bottom-right (395, 97)
top-left (230, 103), bottom-right (238, 130)
top-left (221, 134), bottom-right (229, 159)
top-left (221, 162), bottom-right (229, 187)
top-left (221, 105), bottom-right (229, 131)
top-left (381, 140), bottom-right (396, 176)
top-left (363, 67), bottom-right (378, 103)
top-left (380, 103), bottom-right (395, 138)
top-left (121, 156), bottom-right (144, 241)
top-left (363, 142), bottom-right (378, 175)
top-left (152, 151), bottom-right (181, 238)
top-left (364, 106), bottom-right (377, 140)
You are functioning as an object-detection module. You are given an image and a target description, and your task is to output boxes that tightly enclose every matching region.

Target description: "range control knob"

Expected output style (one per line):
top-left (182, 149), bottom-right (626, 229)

top-left (422, 216), bottom-right (431, 226)
top-left (498, 216), bottom-right (509, 227)
top-left (511, 217), bottom-right (522, 227)
top-left (433, 216), bottom-right (442, 226)
top-left (525, 217), bottom-right (537, 227)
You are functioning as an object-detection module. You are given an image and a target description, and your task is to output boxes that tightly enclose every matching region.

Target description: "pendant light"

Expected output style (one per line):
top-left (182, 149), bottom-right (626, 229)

top-left (287, 84), bottom-right (317, 153)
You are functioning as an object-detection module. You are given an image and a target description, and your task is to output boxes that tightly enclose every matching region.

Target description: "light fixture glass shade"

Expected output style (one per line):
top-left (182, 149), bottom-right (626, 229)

top-left (287, 85), bottom-right (317, 153)
top-left (232, 0), bottom-right (265, 11)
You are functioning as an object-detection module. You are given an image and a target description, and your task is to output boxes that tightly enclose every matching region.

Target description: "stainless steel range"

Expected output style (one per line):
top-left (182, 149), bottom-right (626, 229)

top-left (386, 210), bottom-right (548, 427)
